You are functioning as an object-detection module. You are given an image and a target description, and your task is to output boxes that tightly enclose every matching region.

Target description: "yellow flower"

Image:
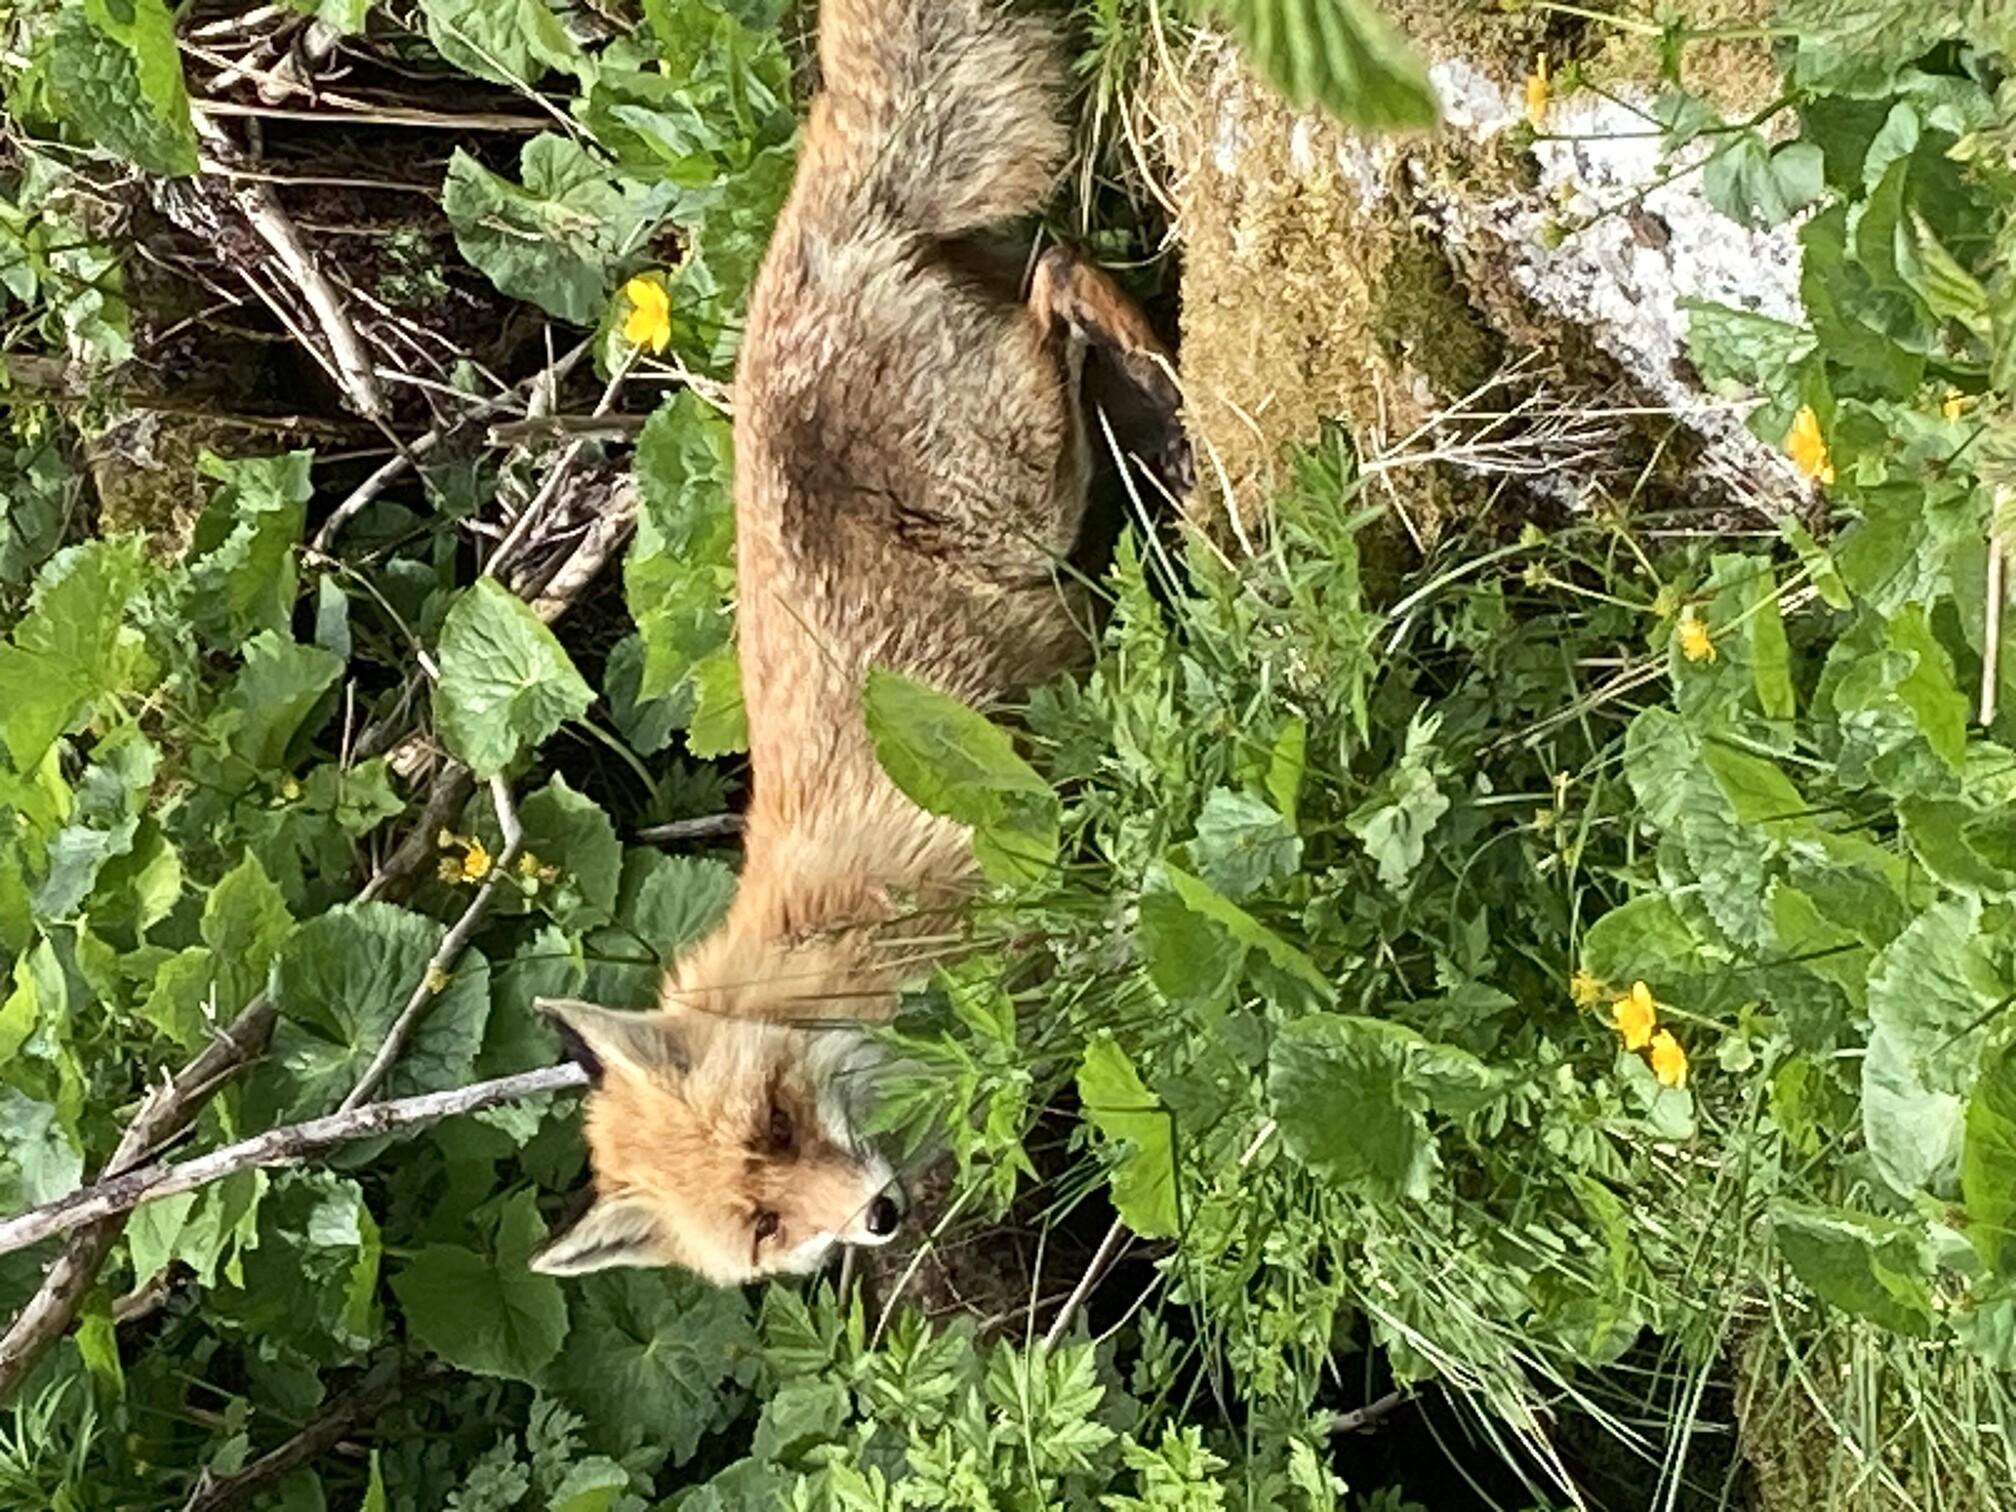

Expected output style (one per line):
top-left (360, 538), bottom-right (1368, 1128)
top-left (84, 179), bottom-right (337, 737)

top-left (622, 276), bottom-right (672, 355)
top-left (1612, 980), bottom-right (1657, 1050)
top-left (459, 838), bottom-right (492, 883)
top-left (1569, 969), bottom-right (1603, 1007)
top-left (1784, 405), bottom-right (1834, 485)
top-left (1676, 606), bottom-right (1716, 664)
top-left (1648, 1029), bottom-right (1689, 1088)
top-left (436, 856), bottom-right (463, 884)
top-left (1524, 54), bottom-right (1550, 130)
top-left (424, 965), bottom-right (454, 994)
top-left (515, 851), bottom-right (543, 878)
top-left (1941, 387), bottom-right (1969, 420)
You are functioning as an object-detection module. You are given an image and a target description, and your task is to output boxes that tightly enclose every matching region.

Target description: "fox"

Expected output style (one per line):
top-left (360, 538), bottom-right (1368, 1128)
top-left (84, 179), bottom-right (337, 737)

top-left (530, 0), bottom-right (1185, 1286)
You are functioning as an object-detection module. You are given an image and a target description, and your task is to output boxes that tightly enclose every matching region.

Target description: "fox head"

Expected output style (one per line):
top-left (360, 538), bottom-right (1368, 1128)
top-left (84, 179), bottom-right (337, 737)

top-left (528, 989), bottom-right (905, 1286)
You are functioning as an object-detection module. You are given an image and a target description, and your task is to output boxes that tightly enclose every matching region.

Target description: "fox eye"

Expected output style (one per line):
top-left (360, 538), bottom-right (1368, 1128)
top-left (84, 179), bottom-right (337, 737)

top-left (767, 1103), bottom-right (794, 1151)
top-left (753, 1210), bottom-right (780, 1242)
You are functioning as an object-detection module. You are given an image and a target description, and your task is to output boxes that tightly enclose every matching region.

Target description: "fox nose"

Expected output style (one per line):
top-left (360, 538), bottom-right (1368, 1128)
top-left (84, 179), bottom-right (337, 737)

top-left (865, 1192), bottom-right (902, 1238)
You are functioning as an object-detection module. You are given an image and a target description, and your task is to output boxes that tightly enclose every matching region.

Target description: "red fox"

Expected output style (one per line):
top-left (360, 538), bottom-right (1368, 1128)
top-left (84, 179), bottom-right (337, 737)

top-left (532, 0), bottom-right (1183, 1285)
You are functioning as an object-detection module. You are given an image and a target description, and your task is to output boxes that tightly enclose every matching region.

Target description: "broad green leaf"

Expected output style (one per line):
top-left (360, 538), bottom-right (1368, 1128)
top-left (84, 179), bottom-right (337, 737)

top-left (1964, 1036), bottom-right (2016, 1276)
top-left (265, 901), bottom-right (491, 1117)
top-left (1777, 0), bottom-right (1963, 95)
top-left (435, 577), bottom-right (595, 777)
top-left (443, 137), bottom-right (668, 325)
top-left (1203, 0), bottom-right (1436, 131)
top-left (1681, 300), bottom-right (1816, 422)
top-left (0, 535), bottom-right (148, 769)
top-left (1863, 897), bottom-right (2006, 1195)
top-left (1899, 799), bottom-right (2016, 898)
top-left (0, 1084), bottom-right (82, 1208)
top-left (43, 0), bottom-right (200, 175)
top-left (863, 667), bottom-right (1059, 885)
top-left (1704, 135), bottom-right (1824, 228)
top-left (624, 392), bottom-right (735, 704)
top-left (1345, 712), bottom-right (1447, 890)
top-left (393, 1191), bottom-right (569, 1383)
top-left (1076, 1035), bottom-right (1179, 1238)
top-left (547, 1458), bottom-right (632, 1512)
top-left (186, 451), bottom-right (313, 648)
top-left (1267, 1014), bottom-right (1492, 1203)
top-left (1772, 1201), bottom-right (1936, 1335)
top-left (510, 775), bottom-right (623, 927)
top-left (1190, 787), bottom-right (1301, 902)
top-left (416, 0), bottom-right (584, 86)
top-left (581, 851), bottom-right (735, 1009)
top-left (225, 634), bottom-right (343, 774)
top-left (550, 1270), bottom-right (757, 1472)
top-left (1158, 862), bottom-right (1331, 997)
top-left (684, 644), bottom-right (747, 759)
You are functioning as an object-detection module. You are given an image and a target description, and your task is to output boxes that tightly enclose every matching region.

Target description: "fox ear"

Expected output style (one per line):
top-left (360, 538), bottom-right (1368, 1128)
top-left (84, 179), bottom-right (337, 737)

top-left (535, 998), bottom-right (690, 1085)
top-left (529, 1192), bottom-right (682, 1275)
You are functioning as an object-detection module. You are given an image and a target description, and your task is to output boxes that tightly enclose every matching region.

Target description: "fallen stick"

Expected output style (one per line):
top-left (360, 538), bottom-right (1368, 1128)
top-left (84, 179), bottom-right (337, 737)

top-left (0, 1066), bottom-right (588, 1259)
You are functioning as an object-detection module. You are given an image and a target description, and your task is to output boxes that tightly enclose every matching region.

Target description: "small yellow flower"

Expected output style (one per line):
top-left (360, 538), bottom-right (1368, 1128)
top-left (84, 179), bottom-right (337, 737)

top-left (1649, 1028), bottom-right (1689, 1088)
top-left (1570, 969), bottom-right (1603, 1007)
top-left (1524, 54), bottom-right (1550, 130)
top-left (515, 851), bottom-right (543, 879)
top-left (424, 965), bottom-right (453, 994)
top-left (1612, 980), bottom-right (1658, 1051)
top-left (459, 837), bottom-right (492, 883)
top-left (1676, 606), bottom-right (1716, 664)
top-left (279, 775), bottom-right (301, 802)
top-left (1941, 387), bottom-right (1969, 420)
top-left (622, 275), bottom-right (672, 355)
top-left (436, 856), bottom-right (463, 884)
top-left (1784, 405), bottom-right (1834, 485)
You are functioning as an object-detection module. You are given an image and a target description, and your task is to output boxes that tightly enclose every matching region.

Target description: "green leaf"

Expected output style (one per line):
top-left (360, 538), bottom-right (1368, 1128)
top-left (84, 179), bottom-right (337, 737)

top-left (443, 137), bottom-right (668, 324)
top-left (684, 644), bottom-right (747, 759)
top-left (225, 634), bottom-right (343, 774)
top-left (624, 392), bottom-right (735, 705)
top-left (1076, 1035), bottom-right (1179, 1238)
top-left (1771, 1201), bottom-right (1936, 1335)
top-left (43, 0), bottom-right (200, 175)
top-left (550, 1270), bottom-right (757, 1472)
top-left (1158, 862), bottom-right (1331, 998)
top-left (1863, 897), bottom-right (2007, 1195)
top-left (415, 0), bottom-right (584, 87)
top-left (1345, 711), bottom-right (1448, 890)
top-left (1203, 0), bottom-right (1436, 131)
top-left (393, 1191), bottom-right (569, 1383)
top-left (1268, 1014), bottom-right (1492, 1203)
top-left (1190, 787), bottom-right (1301, 902)
top-left (1964, 1036), bottom-right (2016, 1277)
top-left (0, 535), bottom-right (149, 769)
top-left (1776, 0), bottom-right (1963, 94)
top-left (581, 851), bottom-right (736, 1008)
top-left (1680, 301), bottom-right (1817, 421)
top-left (547, 1457), bottom-right (631, 1512)
top-left (1704, 136), bottom-right (1824, 228)
top-left (186, 451), bottom-right (313, 648)
top-left (511, 775), bottom-right (623, 927)
top-left (265, 901), bottom-right (491, 1117)
top-left (863, 667), bottom-right (1059, 886)
top-left (435, 578), bottom-right (595, 777)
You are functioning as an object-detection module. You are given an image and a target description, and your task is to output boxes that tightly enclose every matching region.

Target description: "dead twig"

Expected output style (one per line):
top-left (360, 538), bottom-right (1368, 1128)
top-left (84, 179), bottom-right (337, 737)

top-left (634, 813), bottom-right (743, 845)
top-left (180, 1362), bottom-right (447, 1512)
top-left (487, 414), bottom-right (651, 446)
top-left (339, 775), bottom-right (523, 1111)
top-left (190, 99), bottom-right (548, 132)
top-left (0, 1066), bottom-right (587, 1259)
top-left (1329, 1389), bottom-right (1409, 1436)
top-left (0, 999), bottom-right (277, 1403)
top-left (1041, 1218), bottom-right (1130, 1349)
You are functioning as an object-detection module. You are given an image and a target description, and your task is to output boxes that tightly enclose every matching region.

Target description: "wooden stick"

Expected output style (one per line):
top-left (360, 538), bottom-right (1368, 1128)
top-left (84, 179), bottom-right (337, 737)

top-left (0, 1066), bottom-right (587, 1259)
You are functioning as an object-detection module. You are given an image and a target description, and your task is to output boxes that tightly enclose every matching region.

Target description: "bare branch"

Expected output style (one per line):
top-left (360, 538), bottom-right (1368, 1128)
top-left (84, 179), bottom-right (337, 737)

top-left (1042, 1217), bottom-right (1129, 1350)
top-left (340, 775), bottom-right (523, 1111)
top-left (0, 1066), bottom-right (587, 1259)
top-left (180, 1362), bottom-right (447, 1512)
top-left (0, 998), bottom-right (277, 1403)
top-left (635, 813), bottom-right (743, 845)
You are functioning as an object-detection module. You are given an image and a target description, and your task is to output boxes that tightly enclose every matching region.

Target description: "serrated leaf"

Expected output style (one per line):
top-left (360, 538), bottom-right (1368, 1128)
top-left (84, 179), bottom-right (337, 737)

top-left (0, 535), bottom-right (149, 769)
top-left (1269, 1015), bottom-right (1448, 1203)
top-left (684, 644), bottom-right (746, 759)
top-left (186, 451), bottom-right (313, 648)
top-left (624, 391), bottom-right (735, 705)
top-left (393, 1191), bottom-right (569, 1383)
top-left (1076, 1035), bottom-right (1179, 1238)
top-left (1157, 862), bottom-right (1331, 999)
top-left (435, 577), bottom-right (595, 777)
top-left (44, 0), bottom-right (200, 175)
top-left (443, 137), bottom-right (668, 324)
top-left (265, 900), bottom-right (491, 1117)
top-left (1205, 0), bottom-right (1436, 131)
top-left (1772, 1201), bottom-right (1936, 1335)
top-left (550, 1270), bottom-right (757, 1473)
top-left (225, 633), bottom-right (343, 774)
top-left (1345, 712), bottom-right (1448, 890)
top-left (1190, 787), bottom-right (1301, 902)
top-left (1964, 1036), bottom-right (2016, 1277)
top-left (1863, 897), bottom-right (2006, 1195)
top-left (416, 0), bottom-right (584, 87)
top-left (863, 667), bottom-right (1059, 885)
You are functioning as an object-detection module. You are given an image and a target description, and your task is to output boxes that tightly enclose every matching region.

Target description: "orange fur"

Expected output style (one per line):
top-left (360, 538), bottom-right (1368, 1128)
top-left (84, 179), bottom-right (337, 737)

top-left (535, 0), bottom-right (1178, 1285)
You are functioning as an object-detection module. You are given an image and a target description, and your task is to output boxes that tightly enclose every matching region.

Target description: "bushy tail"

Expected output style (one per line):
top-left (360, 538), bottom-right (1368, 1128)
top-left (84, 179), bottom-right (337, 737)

top-left (814, 0), bottom-right (1070, 238)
